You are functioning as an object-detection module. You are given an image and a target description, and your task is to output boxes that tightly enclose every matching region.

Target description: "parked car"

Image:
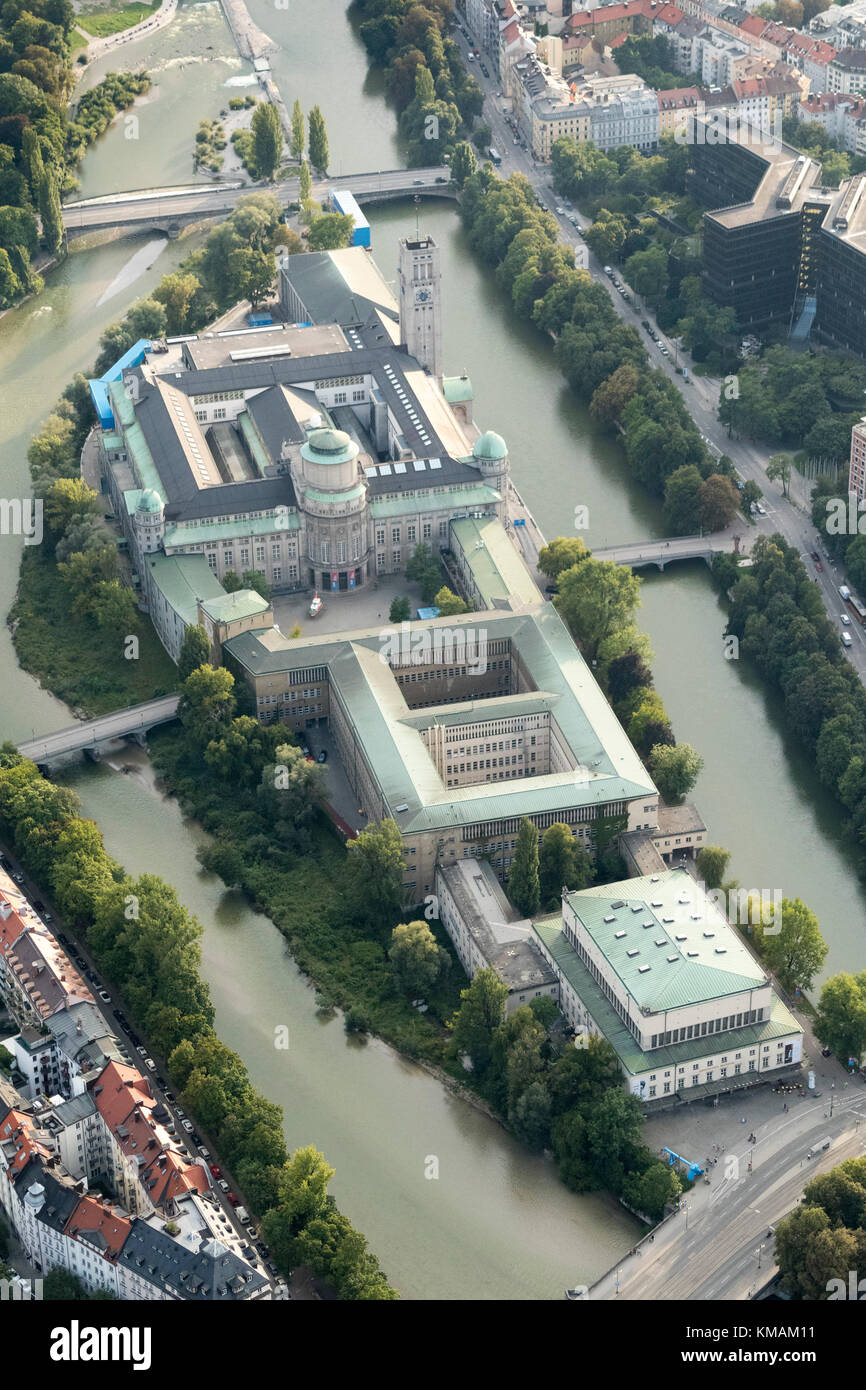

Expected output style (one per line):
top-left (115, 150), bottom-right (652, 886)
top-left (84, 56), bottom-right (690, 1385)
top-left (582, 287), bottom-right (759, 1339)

top-left (822, 1046), bottom-right (833, 1057)
top-left (191, 1131), bottom-right (202, 1146)
top-left (57, 933), bottom-right (69, 947)
top-left (182, 1119), bottom-right (194, 1133)
top-left (228, 1193), bottom-right (239, 1207)
top-left (136, 1045), bottom-right (147, 1058)
top-left (210, 1165), bottom-right (222, 1178)
top-left (156, 1075), bottom-right (166, 1089)
top-left (317, 750), bottom-right (328, 763)
top-left (841, 613), bottom-right (851, 626)
top-left (12, 871), bottom-right (24, 884)
top-left (218, 1179), bottom-right (230, 1192)
top-left (98, 989), bottom-right (111, 1003)
top-left (144, 1058), bottom-right (155, 1071)
top-left (75, 956), bottom-right (87, 970)
top-left (175, 1107), bottom-right (185, 1119)
top-left (164, 1091), bottom-right (175, 1104)
top-left (814, 558), bottom-right (823, 572)
top-left (112, 1009), bottom-right (124, 1021)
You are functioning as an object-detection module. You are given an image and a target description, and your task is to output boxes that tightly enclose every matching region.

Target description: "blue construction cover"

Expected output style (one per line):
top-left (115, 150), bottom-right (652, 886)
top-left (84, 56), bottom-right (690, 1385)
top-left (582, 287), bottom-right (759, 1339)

top-left (89, 379), bottom-right (114, 429)
top-left (99, 338), bottom-right (151, 382)
top-left (416, 606), bottom-right (441, 620)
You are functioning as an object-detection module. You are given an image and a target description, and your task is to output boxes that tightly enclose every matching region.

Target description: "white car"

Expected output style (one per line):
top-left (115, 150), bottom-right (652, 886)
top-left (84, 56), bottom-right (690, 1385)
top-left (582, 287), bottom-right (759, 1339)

top-left (98, 989), bottom-right (110, 1003)
top-left (841, 613), bottom-right (852, 625)
top-left (218, 1179), bottom-right (230, 1193)
top-left (182, 1119), bottom-right (194, 1133)
top-left (144, 1058), bottom-right (155, 1071)
top-left (136, 1045), bottom-right (147, 1058)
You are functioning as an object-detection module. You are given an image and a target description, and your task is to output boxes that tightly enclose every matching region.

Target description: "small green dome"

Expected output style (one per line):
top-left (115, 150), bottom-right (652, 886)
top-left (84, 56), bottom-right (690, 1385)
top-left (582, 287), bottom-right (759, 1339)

top-left (137, 488), bottom-right (163, 514)
top-left (473, 430), bottom-right (508, 461)
top-left (307, 427), bottom-right (352, 456)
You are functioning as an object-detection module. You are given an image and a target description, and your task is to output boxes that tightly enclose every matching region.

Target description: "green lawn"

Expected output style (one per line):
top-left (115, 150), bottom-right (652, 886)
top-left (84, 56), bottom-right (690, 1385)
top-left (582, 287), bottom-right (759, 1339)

top-left (77, 2), bottom-right (157, 38)
top-left (69, 26), bottom-right (90, 51)
top-left (12, 547), bottom-right (178, 717)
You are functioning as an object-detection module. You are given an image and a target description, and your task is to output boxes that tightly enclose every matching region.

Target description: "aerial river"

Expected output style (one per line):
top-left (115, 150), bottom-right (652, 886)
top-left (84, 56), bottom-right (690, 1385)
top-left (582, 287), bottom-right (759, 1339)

top-left (0, 0), bottom-right (862, 1298)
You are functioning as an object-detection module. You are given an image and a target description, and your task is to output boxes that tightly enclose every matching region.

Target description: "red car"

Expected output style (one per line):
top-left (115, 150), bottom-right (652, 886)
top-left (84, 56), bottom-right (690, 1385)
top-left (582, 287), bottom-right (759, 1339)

top-left (228, 1193), bottom-right (239, 1207)
top-left (210, 1165), bottom-right (222, 1178)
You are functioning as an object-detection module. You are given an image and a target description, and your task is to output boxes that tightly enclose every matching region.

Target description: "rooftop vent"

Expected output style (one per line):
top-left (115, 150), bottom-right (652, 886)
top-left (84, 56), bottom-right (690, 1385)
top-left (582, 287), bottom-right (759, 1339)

top-left (610, 900), bottom-right (625, 910)
top-left (627, 948), bottom-right (639, 958)
top-left (604, 914), bottom-right (616, 923)
top-left (638, 965), bottom-right (651, 974)
top-left (614, 929), bottom-right (626, 939)
top-left (667, 955), bottom-right (679, 963)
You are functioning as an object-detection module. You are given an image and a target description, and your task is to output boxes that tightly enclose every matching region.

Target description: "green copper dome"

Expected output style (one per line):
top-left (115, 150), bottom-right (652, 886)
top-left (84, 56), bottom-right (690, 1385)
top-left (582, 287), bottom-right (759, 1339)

top-left (137, 488), bottom-right (164, 514)
top-left (472, 430), bottom-right (508, 461)
top-left (307, 427), bottom-right (352, 455)
top-left (301, 427), bottom-right (357, 467)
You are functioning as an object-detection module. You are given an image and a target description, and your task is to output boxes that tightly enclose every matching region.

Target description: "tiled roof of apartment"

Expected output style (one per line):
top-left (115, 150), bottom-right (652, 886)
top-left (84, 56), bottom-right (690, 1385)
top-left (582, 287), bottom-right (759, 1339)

top-left (118, 1218), bottom-right (268, 1300)
top-left (657, 86), bottom-right (702, 110)
top-left (68, 1194), bottom-right (131, 1259)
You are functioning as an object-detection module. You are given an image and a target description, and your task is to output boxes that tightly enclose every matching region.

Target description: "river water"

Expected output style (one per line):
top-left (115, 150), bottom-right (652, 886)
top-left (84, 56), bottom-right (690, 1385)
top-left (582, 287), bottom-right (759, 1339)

top-left (0, 0), bottom-right (862, 1299)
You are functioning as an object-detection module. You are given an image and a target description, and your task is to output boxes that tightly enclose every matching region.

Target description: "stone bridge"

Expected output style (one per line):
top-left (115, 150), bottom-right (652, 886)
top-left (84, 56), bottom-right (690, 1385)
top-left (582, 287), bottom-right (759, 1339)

top-left (592, 533), bottom-right (744, 571)
top-left (17, 696), bottom-right (179, 770)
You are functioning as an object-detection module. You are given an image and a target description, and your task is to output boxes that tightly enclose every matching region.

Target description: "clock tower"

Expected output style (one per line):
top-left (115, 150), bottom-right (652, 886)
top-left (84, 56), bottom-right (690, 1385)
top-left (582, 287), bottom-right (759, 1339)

top-left (398, 233), bottom-right (442, 383)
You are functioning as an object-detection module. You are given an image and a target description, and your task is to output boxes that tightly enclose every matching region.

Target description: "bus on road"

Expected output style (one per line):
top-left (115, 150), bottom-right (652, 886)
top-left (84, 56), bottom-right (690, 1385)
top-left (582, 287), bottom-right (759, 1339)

top-left (488, 147), bottom-right (502, 166)
top-left (847, 594), bottom-right (866, 625)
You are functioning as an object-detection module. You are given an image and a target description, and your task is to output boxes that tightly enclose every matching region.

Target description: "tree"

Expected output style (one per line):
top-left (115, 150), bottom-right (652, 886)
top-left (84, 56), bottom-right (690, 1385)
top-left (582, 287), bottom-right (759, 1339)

top-left (251, 101), bottom-right (282, 180)
top-left (21, 122), bottom-right (43, 197)
top-left (298, 158), bottom-right (311, 203)
top-left (291, 98), bottom-right (304, 161)
top-left (308, 104), bottom-right (328, 174)
top-left (663, 464), bottom-right (704, 536)
top-left (607, 650), bottom-right (653, 707)
top-left (508, 817), bottom-right (540, 917)
top-left (37, 166), bottom-right (61, 253)
top-left (406, 542), bottom-right (442, 603)
top-left (43, 476), bottom-right (100, 542)
top-left (584, 208), bottom-right (628, 263)
top-left (450, 140), bottom-right (476, 187)
top-left (741, 479), bottom-right (762, 517)
top-left (178, 665), bottom-right (237, 750)
top-left (241, 569), bottom-right (271, 599)
top-left (814, 971), bottom-right (866, 1066)
top-left (589, 363), bottom-right (640, 428)
top-left (537, 536), bottom-right (590, 581)
top-left (628, 691), bottom-right (673, 756)
top-left (153, 272), bottom-right (203, 335)
top-left (89, 580), bottom-right (137, 635)
top-left (695, 845), bottom-right (730, 891)
top-left (450, 967), bottom-right (508, 1074)
top-left (307, 213), bottom-right (354, 251)
top-left (258, 743), bottom-right (324, 842)
top-left (623, 1161), bottom-right (682, 1221)
top-left (433, 585), bottom-right (469, 616)
top-left (229, 248), bottom-right (275, 308)
top-left (700, 473), bottom-right (739, 532)
top-left (648, 743), bottom-right (703, 802)
top-left (555, 557), bottom-right (641, 662)
top-left (178, 624), bottom-right (211, 680)
top-left (539, 822), bottom-right (592, 910)
top-left (388, 920), bottom-right (448, 994)
top-left (774, 1204), bottom-right (860, 1299)
top-left (345, 819), bottom-right (405, 929)
top-left (761, 897), bottom-right (827, 995)
top-left (767, 453), bottom-right (792, 498)
top-left (389, 595), bottom-right (411, 623)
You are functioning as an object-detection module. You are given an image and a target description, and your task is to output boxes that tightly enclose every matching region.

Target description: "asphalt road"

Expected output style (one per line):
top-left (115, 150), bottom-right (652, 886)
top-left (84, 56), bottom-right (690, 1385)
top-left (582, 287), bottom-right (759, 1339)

top-left (454, 27), bottom-right (866, 681)
top-left (593, 1095), bottom-right (866, 1300)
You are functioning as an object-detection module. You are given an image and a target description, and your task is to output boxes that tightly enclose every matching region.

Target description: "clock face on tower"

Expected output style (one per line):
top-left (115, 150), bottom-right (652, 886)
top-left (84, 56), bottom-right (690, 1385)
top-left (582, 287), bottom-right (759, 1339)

top-left (415, 287), bottom-right (432, 304)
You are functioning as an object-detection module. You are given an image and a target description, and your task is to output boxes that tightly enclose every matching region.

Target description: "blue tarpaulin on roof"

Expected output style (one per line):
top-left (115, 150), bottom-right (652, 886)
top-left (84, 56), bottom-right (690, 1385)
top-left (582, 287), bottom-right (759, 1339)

top-left (99, 338), bottom-right (151, 382)
top-left (89, 379), bottom-right (114, 429)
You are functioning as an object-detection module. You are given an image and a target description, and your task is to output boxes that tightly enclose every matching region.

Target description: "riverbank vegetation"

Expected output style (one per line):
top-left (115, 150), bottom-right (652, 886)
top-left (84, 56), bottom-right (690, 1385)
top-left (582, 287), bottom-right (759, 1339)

top-left (354, 0), bottom-right (484, 165)
top-left (451, 976), bottom-right (683, 1218)
top-left (194, 117), bottom-right (226, 174)
top-left (74, 2), bottom-right (154, 39)
top-left (711, 532), bottom-right (866, 890)
top-left (0, 0), bottom-right (152, 305)
top-left (0, 743), bottom-right (397, 1299)
top-left (458, 167), bottom-right (745, 522)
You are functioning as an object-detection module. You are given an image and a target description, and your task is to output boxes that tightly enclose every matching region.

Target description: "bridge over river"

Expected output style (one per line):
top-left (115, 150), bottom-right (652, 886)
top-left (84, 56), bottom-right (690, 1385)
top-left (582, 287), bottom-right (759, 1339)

top-left (62, 167), bottom-right (456, 239)
top-left (592, 532), bottom-right (745, 571)
top-left (17, 696), bottom-right (179, 768)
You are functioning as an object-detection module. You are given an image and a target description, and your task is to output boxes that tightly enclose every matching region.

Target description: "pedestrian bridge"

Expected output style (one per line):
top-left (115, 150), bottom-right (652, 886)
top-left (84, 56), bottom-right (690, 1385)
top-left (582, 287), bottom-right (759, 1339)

top-left (61, 167), bottom-right (456, 239)
top-left (592, 534), bottom-right (742, 571)
top-left (18, 695), bottom-right (179, 768)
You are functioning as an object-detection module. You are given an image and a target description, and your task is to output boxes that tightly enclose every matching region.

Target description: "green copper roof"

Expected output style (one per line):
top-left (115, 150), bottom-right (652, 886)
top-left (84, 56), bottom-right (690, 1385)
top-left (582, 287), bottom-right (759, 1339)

top-left (451, 515), bottom-right (541, 608)
top-left (564, 871), bottom-right (767, 1012)
top-left (473, 430), bottom-right (508, 461)
top-left (163, 511), bottom-right (300, 549)
top-left (301, 427), bottom-right (357, 465)
top-left (443, 375), bottom-right (474, 404)
top-left (137, 488), bottom-right (163, 515)
top-left (533, 918), bottom-right (801, 1079)
top-left (199, 589), bottom-right (271, 623)
top-left (369, 485), bottom-right (500, 519)
top-left (145, 554), bottom-right (225, 628)
top-left (225, 596), bottom-right (657, 835)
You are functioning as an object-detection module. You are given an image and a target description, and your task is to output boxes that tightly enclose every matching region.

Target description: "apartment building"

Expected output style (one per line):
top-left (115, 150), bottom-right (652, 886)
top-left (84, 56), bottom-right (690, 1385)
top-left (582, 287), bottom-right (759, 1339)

top-left (850, 417), bottom-right (866, 502)
top-left (827, 47), bottom-right (866, 95)
top-left (798, 91), bottom-right (866, 154)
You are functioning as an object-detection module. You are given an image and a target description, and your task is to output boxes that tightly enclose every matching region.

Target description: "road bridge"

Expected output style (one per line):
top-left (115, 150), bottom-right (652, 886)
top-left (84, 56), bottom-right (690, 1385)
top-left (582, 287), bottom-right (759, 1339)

top-left (17, 696), bottom-right (179, 769)
top-left (592, 534), bottom-right (744, 571)
top-left (61, 168), bottom-right (456, 240)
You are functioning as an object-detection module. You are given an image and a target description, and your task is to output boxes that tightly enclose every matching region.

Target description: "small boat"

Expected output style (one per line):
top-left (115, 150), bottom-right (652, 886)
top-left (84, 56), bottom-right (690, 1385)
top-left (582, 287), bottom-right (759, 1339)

top-left (309, 592), bottom-right (323, 618)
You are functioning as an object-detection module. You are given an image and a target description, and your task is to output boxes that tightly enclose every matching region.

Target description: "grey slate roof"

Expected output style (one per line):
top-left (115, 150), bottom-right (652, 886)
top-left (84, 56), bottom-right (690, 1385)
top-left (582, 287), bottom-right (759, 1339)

top-left (119, 1218), bottom-right (268, 1300)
